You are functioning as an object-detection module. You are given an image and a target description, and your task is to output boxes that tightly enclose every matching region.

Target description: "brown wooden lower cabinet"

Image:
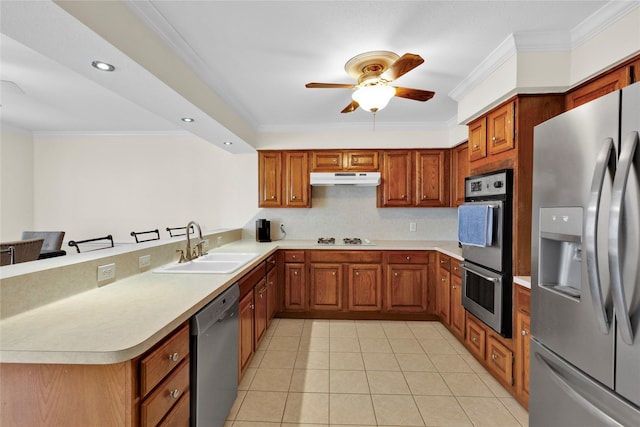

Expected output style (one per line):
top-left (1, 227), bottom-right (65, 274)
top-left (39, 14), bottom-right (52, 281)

top-left (348, 264), bottom-right (383, 311)
top-left (465, 313), bottom-right (486, 360)
top-left (515, 284), bottom-right (531, 409)
top-left (310, 263), bottom-right (343, 311)
top-left (385, 251), bottom-right (429, 312)
top-left (0, 322), bottom-right (190, 427)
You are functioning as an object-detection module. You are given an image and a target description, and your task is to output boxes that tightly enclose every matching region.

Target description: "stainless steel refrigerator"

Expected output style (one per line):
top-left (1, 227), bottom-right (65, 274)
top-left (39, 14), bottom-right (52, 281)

top-left (530, 81), bottom-right (640, 426)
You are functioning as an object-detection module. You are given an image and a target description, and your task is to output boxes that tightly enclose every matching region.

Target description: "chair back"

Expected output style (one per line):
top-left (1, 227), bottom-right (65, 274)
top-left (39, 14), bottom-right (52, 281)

top-left (21, 231), bottom-right (65, 251)
top-left (0, 238), bottom-right (44, 265)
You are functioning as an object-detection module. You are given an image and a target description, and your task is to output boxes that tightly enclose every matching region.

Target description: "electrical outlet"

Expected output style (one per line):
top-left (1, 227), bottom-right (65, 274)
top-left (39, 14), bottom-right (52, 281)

top-left (97, 263), bottom-right (116, 283)
top-left (409, 222), bottom-right (417, 232)
top-left (139, 255), bottom-right (151, 269)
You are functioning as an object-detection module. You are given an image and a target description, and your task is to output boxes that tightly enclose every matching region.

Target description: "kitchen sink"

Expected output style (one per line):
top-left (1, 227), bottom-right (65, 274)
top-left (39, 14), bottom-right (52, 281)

top-left (153, 252), bottom-right (259, 274)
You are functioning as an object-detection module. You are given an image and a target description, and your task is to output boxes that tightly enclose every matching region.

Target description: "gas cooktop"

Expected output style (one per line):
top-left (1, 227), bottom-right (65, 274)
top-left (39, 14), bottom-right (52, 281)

top-left (316, 237), bottom-right (375, 246)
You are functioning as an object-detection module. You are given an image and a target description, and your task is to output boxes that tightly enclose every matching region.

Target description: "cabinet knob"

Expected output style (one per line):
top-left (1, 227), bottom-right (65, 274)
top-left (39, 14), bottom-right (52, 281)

top-left (250, 303), bottom-right (255, 309)
top-left (442, 277), bottom-right (446, 282)
top-left (402, 194), bottom-right (406, 199)
top-left (355, 272), bottom-right (359, 276)
top-left (406, 256), bottom-right (411, 261)
top-left (169, 352), bottom-right (179, 362)
top-left (394, 272), bottom-right (398, 277)
top-left (333, 159), bottom-right (338, 163)
top-left (292, 195), bottom-right (297, 200)
top-left (293, 271), bottom-right (298, 275)
top-left (521, 330), bottom-right (528, 336)
top-left (471, 337), bottom-right (477, 343)
top-left (473, 144), bottom-right (479, 149)
top-left (452, 285), bottom-right (457, 289)
top-left (169, 389), bottom-right (180, 399)
top-left (421, 195), bottom-right (427, 200)
top-left (332, 271), bottom-right (336, 276)
top-left (292, 255), bottom-right (296, 259)
top-left (271, 259), bottom-right (276, 264)
top-left (492, 136), bottom-right (497, 142)
top-left (491, 353), bottom-right (497, 360)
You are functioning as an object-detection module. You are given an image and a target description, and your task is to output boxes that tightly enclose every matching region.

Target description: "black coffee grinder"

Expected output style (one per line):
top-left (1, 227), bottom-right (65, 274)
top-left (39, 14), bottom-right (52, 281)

top-left (255, 219), bottom-right (271, 242)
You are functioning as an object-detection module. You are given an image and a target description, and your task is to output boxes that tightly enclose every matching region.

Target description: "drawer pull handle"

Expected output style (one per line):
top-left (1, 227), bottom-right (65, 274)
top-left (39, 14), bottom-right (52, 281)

top-left (169, 389), bottom-right (180, 399)
top-left (169, 352), bottom-right (179, 362)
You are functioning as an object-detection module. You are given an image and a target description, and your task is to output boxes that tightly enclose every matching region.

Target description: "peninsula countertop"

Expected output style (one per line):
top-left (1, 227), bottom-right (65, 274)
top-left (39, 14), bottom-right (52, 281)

top-left (0, 239), bottom-right (461, 365)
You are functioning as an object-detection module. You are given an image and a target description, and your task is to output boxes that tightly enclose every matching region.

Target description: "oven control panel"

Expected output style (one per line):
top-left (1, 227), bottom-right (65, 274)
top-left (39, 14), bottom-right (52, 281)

top-left (465, 170), bottom-right (511, 199)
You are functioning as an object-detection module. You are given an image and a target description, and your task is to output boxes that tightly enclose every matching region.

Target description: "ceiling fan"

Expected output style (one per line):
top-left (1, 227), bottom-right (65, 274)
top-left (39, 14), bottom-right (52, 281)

top-left (305, 51), bottom-right (435, 114)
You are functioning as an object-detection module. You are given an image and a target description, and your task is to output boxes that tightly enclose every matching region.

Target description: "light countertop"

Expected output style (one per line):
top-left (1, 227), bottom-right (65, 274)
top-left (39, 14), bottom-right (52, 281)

top-left (514, 276), bottom-right (531, 289)
top-left (0, 239), bottom-right (460, 365)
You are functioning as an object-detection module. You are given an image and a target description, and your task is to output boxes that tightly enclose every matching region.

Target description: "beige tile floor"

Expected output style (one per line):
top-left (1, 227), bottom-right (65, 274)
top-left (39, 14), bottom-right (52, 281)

top-left (226, 319), bottom-right (529, 427)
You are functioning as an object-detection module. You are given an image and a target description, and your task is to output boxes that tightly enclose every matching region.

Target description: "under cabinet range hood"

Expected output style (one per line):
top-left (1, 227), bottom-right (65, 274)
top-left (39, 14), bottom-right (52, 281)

top-left (310, 172), bottom-right (381, 186)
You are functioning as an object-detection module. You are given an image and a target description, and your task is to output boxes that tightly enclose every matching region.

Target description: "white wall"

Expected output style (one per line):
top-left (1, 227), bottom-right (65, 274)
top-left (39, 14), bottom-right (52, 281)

top-left (32, 134), bottom-right (257, 243)
top-left (1, 128), bottom-right (34, 241)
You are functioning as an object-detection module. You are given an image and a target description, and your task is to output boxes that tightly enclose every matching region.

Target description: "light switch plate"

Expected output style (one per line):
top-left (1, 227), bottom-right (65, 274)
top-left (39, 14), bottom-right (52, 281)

top-left (97, 263), bottom-right (116, 283)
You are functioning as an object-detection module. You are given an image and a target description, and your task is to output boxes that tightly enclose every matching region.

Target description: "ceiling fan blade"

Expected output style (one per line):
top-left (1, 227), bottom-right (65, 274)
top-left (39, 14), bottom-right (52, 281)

top-left (306, 82), bottom-right (356, 89)
top-left (393, 87), bottom-right (435, 102)
top-left (382, 53), bottom-right (424, 81)
top-left (341, 100), bottom-right (359, 113)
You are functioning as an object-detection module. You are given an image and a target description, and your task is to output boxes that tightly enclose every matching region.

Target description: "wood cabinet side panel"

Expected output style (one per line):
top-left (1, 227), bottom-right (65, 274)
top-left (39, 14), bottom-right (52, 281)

top-left (1, 361), bottom-right (136, 427)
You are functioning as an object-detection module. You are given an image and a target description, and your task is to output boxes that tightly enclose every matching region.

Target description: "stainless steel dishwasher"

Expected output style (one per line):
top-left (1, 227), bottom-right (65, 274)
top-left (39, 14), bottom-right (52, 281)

top-left (190, 283), bottom-right (239, 427)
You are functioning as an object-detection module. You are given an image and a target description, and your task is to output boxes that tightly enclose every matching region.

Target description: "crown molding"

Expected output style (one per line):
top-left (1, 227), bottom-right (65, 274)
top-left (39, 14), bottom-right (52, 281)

top-left (449, 1), bottom-right (639, 102)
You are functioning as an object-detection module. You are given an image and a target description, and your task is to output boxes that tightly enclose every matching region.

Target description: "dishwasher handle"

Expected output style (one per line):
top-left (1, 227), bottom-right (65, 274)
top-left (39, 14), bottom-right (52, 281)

top-left (191, 283), bottom-right (239, 336)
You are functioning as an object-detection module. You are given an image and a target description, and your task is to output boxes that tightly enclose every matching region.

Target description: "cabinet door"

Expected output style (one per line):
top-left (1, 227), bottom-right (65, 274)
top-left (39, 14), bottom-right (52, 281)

top-left (310, 263), bottom-right (342, 311)
top-left (347, 151), bottom-right (379, 170)
top-left (348, 264), bottom-right (383, 311)
top-left (487, 102), bottom-right (514, 155)
top-left (451, 142), bottom-right (469, 207)
top-left (450, 274), bottom-right (465, 339)
top-left (239, 291), bottom-right (254, 377)
top-left (487, 336), bottom-right (514, 386)
top-left (311, 151), bottom-right (343, 171)
top-left (468, 117), bottom-right (487, 162)
top-left (258, 152), bottom-right (282, 207)
top-left (254, 279), bottom-right (268, 349)
top-left (516, 310), bottom-right (531, 404)
top-left (565, 66), bottom-right (631, 110)
top-left (284, 151), bottom-right (310, 207)
top-left (266, 267), bottom-right (278, 322)
top-left (385, 264), bottom-right (427, 312)
top-left (415, 150), bottom-right (450, 207)
top-left (466, 315), bottom-right (486, 360)
top-left (379, 151), bottom-right (413, 207)
top-left (284, 263), bottom-right (307, 311)
top-left (437, 268), bottom-right (451, 323)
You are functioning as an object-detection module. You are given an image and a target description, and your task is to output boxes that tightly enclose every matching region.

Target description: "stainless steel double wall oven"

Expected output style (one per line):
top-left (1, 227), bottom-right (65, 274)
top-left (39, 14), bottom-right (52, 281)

top-left (460, 169), bottom-right (513, 337)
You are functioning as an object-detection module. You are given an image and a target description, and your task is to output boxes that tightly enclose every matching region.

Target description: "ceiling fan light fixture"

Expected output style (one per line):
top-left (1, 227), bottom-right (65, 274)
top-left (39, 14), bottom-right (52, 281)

top-left (352, 85), bottom-right (395, 113)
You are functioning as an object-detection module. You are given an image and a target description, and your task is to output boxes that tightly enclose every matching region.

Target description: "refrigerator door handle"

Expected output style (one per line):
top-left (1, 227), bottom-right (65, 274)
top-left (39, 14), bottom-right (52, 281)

top-left (609, 131), bottom-right (638, 345)
top-left (585, 137), bottom-right (616, 334)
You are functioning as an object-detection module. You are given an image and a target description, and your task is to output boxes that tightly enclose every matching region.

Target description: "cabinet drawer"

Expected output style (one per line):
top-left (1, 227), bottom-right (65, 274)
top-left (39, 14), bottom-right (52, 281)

top-left (310, 250), bottom-right (382, 263)
top-left (266, 253), bottom-right (277, 272)
top-left (141, 360), bottom-right (190, 427)
top-left (438, 254), bottom-right (451, 271)
top-left (141, 324), bottom-right (189, 398)
top-left (284, 250), bottom-right (305, 263)
top-left (158, 391), bottom-right (190, 427)
top-left (387, 251), bottom-right (429, 264)
top-left (451, 259), bottom-right (463, 278)
top-left (347, 151), bottom-right (379, 170)
top-left (465, 316), bottom-right (486, 360)
top-left (239, 261), bottom-right (266, 297)
top-left (487, 336), bottom-right (513, 386)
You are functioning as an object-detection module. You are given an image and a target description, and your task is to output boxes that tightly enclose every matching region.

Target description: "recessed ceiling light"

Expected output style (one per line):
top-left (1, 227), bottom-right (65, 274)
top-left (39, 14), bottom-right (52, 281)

top-left (91, 60), bottom-right (115, 72)
top-left (223, 141), bottom-right (233, 145)
top-left (181, 117), bottom-right (195, 123)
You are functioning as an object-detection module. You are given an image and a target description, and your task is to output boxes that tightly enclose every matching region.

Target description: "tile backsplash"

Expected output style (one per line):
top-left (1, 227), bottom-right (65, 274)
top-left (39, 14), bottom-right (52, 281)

top-left (244, 186), bottom-right (458, 241)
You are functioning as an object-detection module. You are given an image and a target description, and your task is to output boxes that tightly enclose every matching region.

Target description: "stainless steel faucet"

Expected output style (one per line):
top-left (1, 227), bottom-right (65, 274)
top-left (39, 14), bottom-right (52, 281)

top-left (184, 220), bottom-right (207, 261)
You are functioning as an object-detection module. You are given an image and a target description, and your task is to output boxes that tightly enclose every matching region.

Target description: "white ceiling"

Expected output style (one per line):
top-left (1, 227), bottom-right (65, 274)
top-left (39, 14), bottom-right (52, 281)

top-left (1, 0), bottom-right (630, 151)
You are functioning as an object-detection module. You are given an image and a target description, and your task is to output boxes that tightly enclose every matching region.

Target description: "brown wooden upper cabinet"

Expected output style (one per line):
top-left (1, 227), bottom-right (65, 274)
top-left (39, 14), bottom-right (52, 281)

top-left (468, 117), bottom-right (487, 162)
top-left (310, 150), bottom-right (379, 171)
top-left (487, 102), bottom-right (515, 155)
top-left (565, 56), bottom-right (639, 110)
top-left (258, 151), bottom-right (310, 208)
top-left (378, 149), bottom-right (450, 207)
top-left (451, 142), bottom-right (469, 207)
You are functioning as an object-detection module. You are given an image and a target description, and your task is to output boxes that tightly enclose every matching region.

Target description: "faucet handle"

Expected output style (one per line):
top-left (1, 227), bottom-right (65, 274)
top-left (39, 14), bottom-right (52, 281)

top-left (176, 249), bottom-right (186, 263)
top-left (197, 241), bottom-right (208, 257)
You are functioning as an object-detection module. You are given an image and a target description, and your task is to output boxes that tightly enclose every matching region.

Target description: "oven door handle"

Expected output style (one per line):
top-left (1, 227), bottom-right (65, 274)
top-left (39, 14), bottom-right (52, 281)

top-left (461, 263), bottom-right (499, 282)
